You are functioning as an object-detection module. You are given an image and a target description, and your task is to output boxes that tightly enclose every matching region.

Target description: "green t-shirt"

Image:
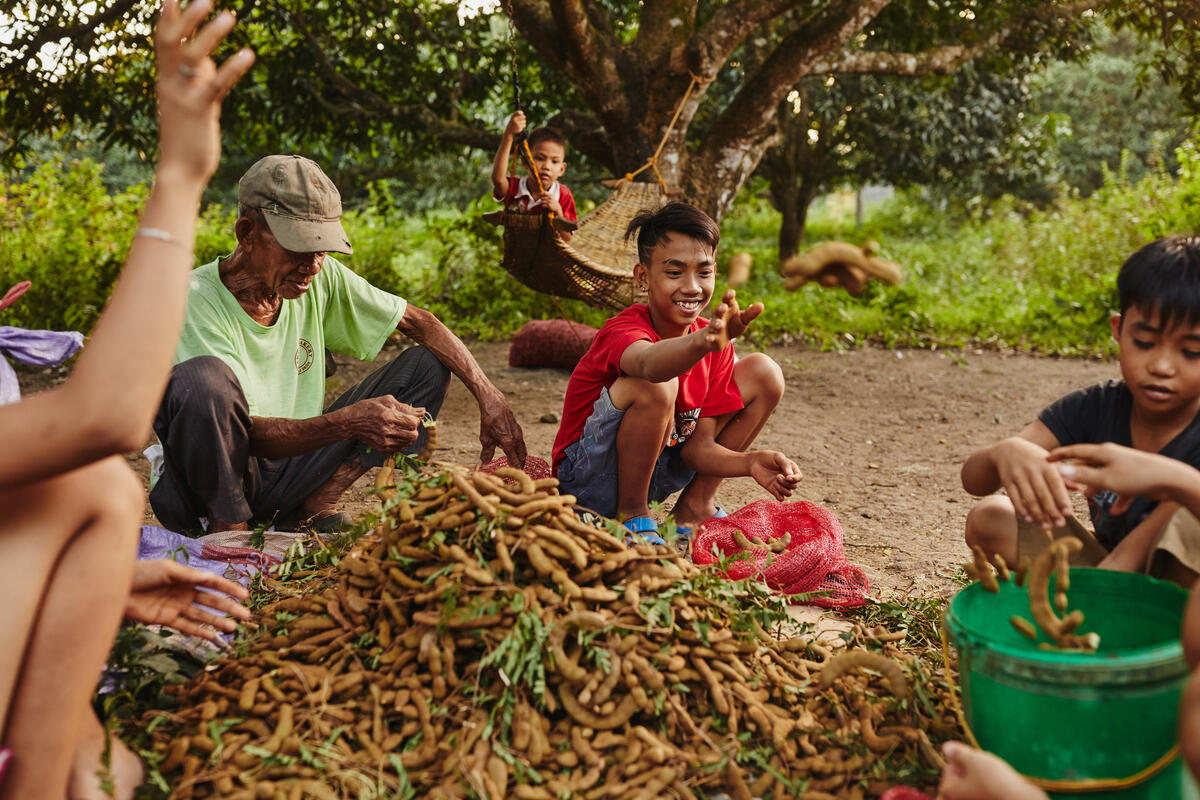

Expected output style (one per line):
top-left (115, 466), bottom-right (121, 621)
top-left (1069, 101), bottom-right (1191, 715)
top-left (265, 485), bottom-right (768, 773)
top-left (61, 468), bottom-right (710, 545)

top-left (175, 257), bottom-right (406, 420)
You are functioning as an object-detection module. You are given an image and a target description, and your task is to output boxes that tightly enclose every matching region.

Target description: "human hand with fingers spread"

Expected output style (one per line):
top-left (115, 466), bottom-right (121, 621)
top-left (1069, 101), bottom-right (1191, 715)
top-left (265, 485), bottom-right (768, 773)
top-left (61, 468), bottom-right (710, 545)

top-left (126, 559), bottom-right (251, 642)
top-left (703, 289), bottom-right (763, 352)
top-left (155, 0), bottom-right (254, 183)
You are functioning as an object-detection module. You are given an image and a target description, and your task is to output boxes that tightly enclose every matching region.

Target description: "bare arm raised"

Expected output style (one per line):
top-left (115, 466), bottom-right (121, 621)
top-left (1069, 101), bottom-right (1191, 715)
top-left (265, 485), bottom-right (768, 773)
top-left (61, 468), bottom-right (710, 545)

top-left (0, 0), bottom-right (253, 489)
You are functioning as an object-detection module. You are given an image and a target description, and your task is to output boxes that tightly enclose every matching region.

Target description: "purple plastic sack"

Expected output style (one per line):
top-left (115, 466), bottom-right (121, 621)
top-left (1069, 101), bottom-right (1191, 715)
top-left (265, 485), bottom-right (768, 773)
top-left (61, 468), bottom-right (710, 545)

top-left (0, 327), bottom-right (85, 406)
top-left (137, 525), bottom-right (279, 589)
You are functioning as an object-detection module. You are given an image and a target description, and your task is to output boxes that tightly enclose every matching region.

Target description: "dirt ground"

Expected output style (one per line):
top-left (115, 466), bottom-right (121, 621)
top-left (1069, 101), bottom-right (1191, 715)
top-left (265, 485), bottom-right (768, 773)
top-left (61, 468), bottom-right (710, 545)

top-left (21, 341), bottom-right (1114, 598)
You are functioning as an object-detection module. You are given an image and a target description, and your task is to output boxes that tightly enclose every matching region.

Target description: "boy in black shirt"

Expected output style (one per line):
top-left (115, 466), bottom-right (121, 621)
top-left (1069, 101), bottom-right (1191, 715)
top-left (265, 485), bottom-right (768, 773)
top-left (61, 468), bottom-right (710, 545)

top-left (962, 235), bottom-right (1200, 585)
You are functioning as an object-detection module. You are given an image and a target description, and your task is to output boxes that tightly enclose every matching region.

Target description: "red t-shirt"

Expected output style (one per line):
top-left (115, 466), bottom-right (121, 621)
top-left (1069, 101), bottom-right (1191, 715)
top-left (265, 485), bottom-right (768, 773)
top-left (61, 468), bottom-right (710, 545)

top-left (498, 176), bottom-right (577, 221)
top-left (551, 304), bottom-right (744, 474)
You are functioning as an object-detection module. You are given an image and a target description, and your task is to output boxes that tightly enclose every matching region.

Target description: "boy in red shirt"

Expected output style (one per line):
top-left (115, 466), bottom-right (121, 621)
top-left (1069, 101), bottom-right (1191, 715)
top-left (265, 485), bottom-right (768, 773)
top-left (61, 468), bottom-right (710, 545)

top-left (491, 110), bottom-right (576, 239)
top-left (551, 202), bottom-right (801, 542)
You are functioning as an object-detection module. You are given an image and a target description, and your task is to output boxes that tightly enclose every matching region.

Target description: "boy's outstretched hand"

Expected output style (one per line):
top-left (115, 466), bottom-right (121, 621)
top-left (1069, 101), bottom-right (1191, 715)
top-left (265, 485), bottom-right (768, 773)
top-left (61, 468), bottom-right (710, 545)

top-left (1049, 442), bottom-right (1198, 516)
top-left (749, 451), bottom-right (802, 500)
top-left (703, 289), bottom-right (763, 352)
top-left (989, 436), bottom-right (1073, 529)
top-left (125, 559), bottom-right (252, 643)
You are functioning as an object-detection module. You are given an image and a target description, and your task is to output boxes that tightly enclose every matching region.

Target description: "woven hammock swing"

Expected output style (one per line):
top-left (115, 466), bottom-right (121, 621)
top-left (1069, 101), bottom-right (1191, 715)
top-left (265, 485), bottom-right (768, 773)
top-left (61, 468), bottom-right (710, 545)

top-left (485, 38), bottom-right (706, 311)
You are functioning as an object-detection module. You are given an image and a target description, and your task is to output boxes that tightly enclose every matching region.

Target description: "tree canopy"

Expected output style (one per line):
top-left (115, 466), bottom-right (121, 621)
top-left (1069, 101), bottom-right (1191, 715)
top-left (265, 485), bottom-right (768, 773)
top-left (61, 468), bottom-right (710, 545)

top-left (3, 1), bottom-right (1199, 220)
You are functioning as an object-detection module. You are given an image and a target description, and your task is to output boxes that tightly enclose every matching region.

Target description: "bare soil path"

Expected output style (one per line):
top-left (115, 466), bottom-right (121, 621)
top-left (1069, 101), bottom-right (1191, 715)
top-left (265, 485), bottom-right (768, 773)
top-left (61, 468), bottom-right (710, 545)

top-left (21, 341), bottom-right (1113, 599)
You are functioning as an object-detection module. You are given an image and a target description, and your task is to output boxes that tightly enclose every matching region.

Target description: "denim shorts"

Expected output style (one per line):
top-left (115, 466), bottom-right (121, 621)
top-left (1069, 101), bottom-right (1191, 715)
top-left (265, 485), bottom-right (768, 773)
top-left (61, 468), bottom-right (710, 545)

top-left (557, 387), bottom-right (695, 518)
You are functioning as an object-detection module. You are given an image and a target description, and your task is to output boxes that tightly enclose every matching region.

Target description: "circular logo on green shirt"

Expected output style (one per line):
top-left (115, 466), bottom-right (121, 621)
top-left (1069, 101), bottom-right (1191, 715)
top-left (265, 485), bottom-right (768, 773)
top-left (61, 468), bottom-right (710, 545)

top-left (295, 338), bottom-right (315, 374)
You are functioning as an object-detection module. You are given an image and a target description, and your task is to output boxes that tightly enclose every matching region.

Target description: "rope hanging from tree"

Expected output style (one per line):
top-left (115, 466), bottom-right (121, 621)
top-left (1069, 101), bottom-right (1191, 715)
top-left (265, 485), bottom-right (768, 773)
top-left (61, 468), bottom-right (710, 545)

top-left (488, 5), bottom-right (708, 310)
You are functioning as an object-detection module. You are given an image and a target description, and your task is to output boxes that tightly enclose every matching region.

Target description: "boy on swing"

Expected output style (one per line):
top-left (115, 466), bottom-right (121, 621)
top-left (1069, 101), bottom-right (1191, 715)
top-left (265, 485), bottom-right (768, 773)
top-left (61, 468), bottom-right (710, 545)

top-left (492, 110), bottom-right (577, 239)
top-left (551, 202), bottom-right (802, 543)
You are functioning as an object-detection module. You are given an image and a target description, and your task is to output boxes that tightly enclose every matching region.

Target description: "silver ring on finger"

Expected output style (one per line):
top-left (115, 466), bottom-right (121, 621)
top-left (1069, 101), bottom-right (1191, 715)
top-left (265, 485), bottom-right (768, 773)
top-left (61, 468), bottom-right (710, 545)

top-left (177, 63), bottom-right (199, 78)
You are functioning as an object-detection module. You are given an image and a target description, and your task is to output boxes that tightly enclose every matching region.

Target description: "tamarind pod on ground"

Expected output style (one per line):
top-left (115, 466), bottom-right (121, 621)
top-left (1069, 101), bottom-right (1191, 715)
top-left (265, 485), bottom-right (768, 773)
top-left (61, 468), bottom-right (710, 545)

top-left (579, 585), bottom-right (620, 602)
top-left (1010, 615), bottom-right (1039, 640)
top-left (623, 581), bottom-right (641, 611)
top-left (160, 736), bottom-right (190, 772)
top-left (260, 704), bottom-right (294, 754)
top-left (554, 570), bottom-right (584, 598)
top-left (494, 539), bottom-right (516, 576)
top-left (557, 511), bottom-right (627, 551)
top-left (289, 616), bottom-right (337, 631)
top-left (858, 706), bottom-right (900, 752)
top-left (526, 542), bottom-right (563, 577)
top-left (548, 611), bottom-right (608, 682)
top-left (512, 497), bottom-right (567, 522)
top-left (869, 624), bottom-right (907, 643)
top-left (283, 625), bottom-right (341, 651)
top-left (473, 472), bottom-right (532, 506)
top-left (237, 718), bottom-right (272, 738)
top-left (531, 525), bottom-right (589, 569)
top-left (495, 466), bottom-right (536, 495)
top-left (449, 470), bottom-right (498, 517)
top-left (533, 477), bottom-right (560, 490)
top-left (513, 787), bottom-right (554, 800)
top-left (630, 767), bottom-right (675, 800)
top-left (624, 651), bottom-right (665, 691)
top-left (558, 684), bottom-right (639, 730)
top-left (386, 567), bottom-right (424, 591)
top-left (589, 654), bottom-right (623, 707)
top-left (748, 765), bottom-right (775, 797)
top-left (326, 597), bottom-right (354, 630)
top-left (692, 657), bottom-right (729, 714)
top-left (394, 544), bottom-right (437, 561)
top-left (724, 759), bottom-right (755, 800)
top-left (818, 649), bottom-right (910, 700)
top-left (199, 700), bottom-right (219, 721)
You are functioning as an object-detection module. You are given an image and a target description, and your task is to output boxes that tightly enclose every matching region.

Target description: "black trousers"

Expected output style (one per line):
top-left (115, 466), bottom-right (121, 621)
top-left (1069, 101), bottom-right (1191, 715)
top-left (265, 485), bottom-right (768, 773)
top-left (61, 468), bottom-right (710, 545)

top-left (149, 348), bottom-right (451, 532)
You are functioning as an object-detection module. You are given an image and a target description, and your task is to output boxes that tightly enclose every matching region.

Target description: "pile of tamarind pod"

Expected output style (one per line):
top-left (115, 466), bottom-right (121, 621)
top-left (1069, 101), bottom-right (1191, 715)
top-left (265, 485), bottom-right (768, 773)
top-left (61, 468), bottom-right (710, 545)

top-left (964, 543), bottom-right (1100, 652)
top-left (141, 464), bottom-right (958, 799)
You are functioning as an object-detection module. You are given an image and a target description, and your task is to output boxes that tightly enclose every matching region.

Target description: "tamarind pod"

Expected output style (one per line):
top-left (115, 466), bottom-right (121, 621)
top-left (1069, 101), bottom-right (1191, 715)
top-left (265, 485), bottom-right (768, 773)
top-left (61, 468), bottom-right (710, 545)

top-left (590, 654), bottom-right (623, 706)
top-left (199, 700), bottom-right (219, 721)
top-left (992, 553), bottom-right (1012, 582)
top-left (495, 466), bottom-right (536, 495)
top-left (393, 545), bottom-right (436, 561)
top-left (387, 567), bottom-right (424, 590)
top-left (554, 570), bottom-right (584, 598)
top-left (1057, 543), bottom-right (1072, 592)
top-left (325, 597), bottom-right (353, 630)
top-left (526, 542), bottom-right (563, 577)
top-left (505, 514), bottom-right (527, 529)
top-left (1010, 615), bottom-right (1039, 640)
top-left (290, 617), bottom-right (337, 631)
top-left (261, 704), bottom-right (294, 754)
top-left (630, 767), bottom-right (676, 800)
top-left (1059, 609), bottom-right (1084, 635)
top-left (378, 591), bottom-right (406, 628)
top-left (558, 684), bottom-right (639, 730)
top-left (449, 470), bottom-right (498, 518)
top-left (534, 477), bottom-right (560, 490)
top-left (513, 787), bottom-right (554, 800)
top-left (724, 759), bottom-right (755, 800)
top-left (1027, 538), bottom-right (1082, 640)
top-left (1015, 555), bottom-right (1032, 587)
top-left (769, 531), bottom-right (792, 553)
top-left (463, 564), bottom-right (496, 585)
top-left (160, 736), bottom-right (190, 772)
top-left (237, 719), bottom-right (273, 740)
top-left (571, 726), bottom-right (602, 766)
top-left (557, 511), bottom-right (627, 551)
top-left (748, 764), bottom-right (775, 797)
top-left (511, 497), bottom-right (567, 522)
top-left (495, 539), bottom-right (515, 575)
top-left (858, 706), bottom-right (900, 752)
top-left (623, 582), bottom-right (641, 610)
top-left (817, 649), bottom-right (910, 700)
top-left (1055, 590), bottom-right (1070, 613)
top-left (472, 472), bottom-right (531, 506)
top-left (532, 524), bottom-right (589, 569)
top-left (692, 657), bottom-right (729, 714)
top-left (579, 586), bottom-right (620, 602)
top-left (283, 625), bottom-right (341, 650)
top-left (548, 611), bottom-right (609, 682)
top-left (625, 651), bottom-right (665, 691)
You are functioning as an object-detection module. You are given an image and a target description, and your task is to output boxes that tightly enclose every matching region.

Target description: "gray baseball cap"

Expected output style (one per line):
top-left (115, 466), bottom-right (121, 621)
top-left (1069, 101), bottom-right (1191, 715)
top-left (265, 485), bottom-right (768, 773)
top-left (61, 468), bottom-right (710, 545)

top-left (238, 155), bottom-right (353, 254)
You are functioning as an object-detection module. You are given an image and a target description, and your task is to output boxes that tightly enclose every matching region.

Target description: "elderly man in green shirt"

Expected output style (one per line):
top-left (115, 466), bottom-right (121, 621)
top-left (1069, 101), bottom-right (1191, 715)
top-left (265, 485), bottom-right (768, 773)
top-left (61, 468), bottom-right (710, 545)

top-left (150, 155), bottom-right (526, 533)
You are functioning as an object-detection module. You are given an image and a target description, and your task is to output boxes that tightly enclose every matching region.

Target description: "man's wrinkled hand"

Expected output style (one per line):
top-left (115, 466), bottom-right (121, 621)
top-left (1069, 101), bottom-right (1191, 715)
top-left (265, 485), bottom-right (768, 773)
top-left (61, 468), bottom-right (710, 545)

top-left (350, 396), bottom-right (424, 452)
top-left (126, 559), bottom-right (251, 643)
top-left (477, 390), bottom-right (527, 468)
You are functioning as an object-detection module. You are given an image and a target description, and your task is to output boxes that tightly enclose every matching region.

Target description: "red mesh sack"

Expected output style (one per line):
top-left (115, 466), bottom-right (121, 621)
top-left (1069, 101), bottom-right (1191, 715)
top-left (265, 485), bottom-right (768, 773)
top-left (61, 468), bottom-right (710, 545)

top-left (691, 499), bottom-right (870, 608)
top-left (479, 455), bottom-right (552, 481)
top-left (508, 319), bottom-right (598, 369)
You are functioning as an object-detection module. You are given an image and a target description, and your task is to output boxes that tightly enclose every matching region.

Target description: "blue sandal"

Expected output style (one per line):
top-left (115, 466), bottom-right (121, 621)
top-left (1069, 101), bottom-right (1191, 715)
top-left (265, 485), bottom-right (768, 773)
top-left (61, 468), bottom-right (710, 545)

top-left (623, 516), bottom-right (666, 546)
top-left (675, 506), bottom-right (728, 540)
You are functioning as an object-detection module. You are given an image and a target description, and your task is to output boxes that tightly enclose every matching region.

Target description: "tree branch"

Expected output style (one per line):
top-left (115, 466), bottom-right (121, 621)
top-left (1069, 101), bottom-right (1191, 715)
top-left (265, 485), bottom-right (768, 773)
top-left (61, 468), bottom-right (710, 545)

top-left (8, 0), bottom-right (142, 66)
top-left (687, 0), bottom-right (808, 78)
top-left (546, 108), bottom-right (615, 170)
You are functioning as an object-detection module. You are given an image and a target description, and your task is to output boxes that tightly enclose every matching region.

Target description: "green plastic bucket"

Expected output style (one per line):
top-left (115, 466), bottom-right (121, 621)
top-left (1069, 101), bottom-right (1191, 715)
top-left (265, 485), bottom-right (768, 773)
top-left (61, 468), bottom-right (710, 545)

top-left (944, 568), bottom-right (1190, 798)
